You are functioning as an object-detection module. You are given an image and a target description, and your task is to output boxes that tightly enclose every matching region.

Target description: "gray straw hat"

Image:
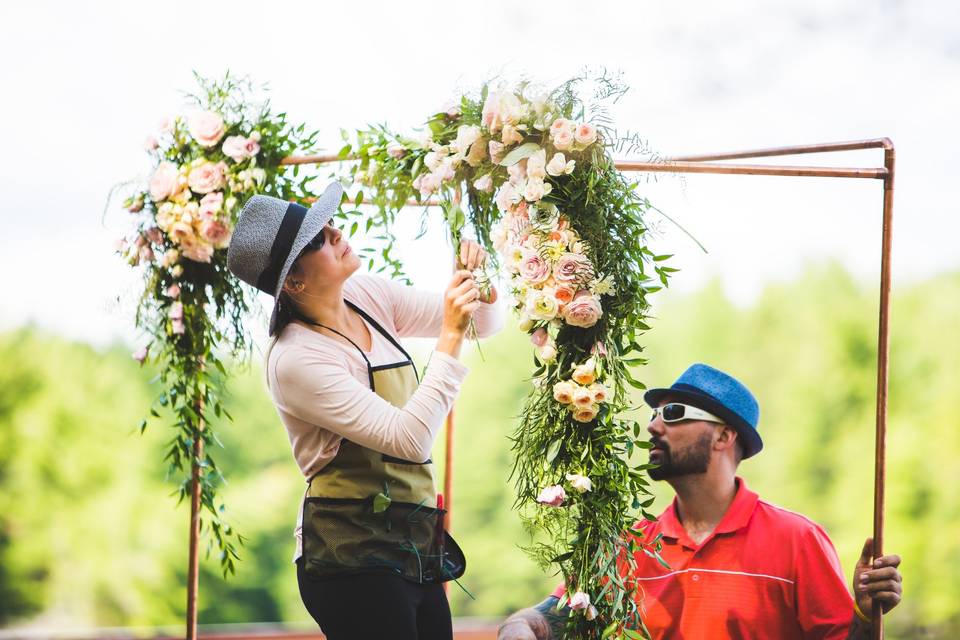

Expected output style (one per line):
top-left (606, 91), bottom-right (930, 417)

top-left (227, 181), bottom-right (343, 334)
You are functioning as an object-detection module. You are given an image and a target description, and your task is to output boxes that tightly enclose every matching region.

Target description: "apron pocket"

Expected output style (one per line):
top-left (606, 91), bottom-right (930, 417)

top-left (302, 497), bottom-right (450, 583)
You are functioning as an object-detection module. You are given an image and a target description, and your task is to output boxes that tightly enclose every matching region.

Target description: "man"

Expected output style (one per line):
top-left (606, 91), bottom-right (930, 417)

top-left (499, 363), bottom-right (903, 640)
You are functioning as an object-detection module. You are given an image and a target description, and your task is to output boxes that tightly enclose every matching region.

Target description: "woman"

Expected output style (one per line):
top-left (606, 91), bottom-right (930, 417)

top-left (227, 183), bottom-right (502, 640)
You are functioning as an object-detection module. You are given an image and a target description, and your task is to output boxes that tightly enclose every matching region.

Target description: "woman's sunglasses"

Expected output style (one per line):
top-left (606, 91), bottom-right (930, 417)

top-left (650, 403), bottom-right (724, 425)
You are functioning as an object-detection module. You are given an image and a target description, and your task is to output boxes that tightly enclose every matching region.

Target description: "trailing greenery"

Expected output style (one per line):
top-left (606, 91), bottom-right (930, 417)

top-left (115, 73), bottom-right (320, 575)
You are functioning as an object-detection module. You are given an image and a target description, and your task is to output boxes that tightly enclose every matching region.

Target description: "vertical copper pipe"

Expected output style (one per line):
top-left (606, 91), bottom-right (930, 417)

top-left (186, 426), bottom-right (203, 640)
top-left (871, 140), bottom-right (895, 640)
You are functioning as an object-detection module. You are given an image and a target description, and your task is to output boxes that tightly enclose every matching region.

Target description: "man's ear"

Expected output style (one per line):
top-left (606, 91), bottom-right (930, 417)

top-left (715, 425), bottom-right (739, 453)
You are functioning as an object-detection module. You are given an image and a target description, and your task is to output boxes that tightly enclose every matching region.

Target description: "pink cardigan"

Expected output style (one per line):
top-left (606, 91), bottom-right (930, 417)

top-left (264, 274), bottom-right (503, 560)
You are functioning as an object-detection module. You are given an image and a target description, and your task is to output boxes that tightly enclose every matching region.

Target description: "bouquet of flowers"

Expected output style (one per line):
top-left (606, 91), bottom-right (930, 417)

top-left (115, 73), bottom-right (320, 575)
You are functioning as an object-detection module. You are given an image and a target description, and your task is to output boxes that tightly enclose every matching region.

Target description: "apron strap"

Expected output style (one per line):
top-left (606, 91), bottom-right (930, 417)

top-left (344, 300), bottom-right (417, 367)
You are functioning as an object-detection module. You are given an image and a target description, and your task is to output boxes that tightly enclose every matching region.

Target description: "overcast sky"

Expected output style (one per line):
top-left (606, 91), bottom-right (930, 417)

top-left (1, 0), bottom-right (956, 348)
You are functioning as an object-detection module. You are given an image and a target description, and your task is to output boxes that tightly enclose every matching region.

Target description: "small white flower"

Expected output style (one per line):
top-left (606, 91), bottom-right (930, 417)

top-left (566, 473), bottom-right (593, 493)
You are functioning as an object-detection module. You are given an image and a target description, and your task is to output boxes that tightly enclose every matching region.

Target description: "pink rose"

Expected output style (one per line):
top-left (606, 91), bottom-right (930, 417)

top-left (181, 240), bottom-right (215, 263)
top-left (138, 245), bottom-right (155, 263)
top-left (131, 346), bottom-right (148, 364)
top-left (221, 135), bottom-right (260, 163)
top-left (530, 327), bottom-right (549, 347)
top-left (553, 253), bottom-right (594, 285)
top-left (171, 318), bottom-right (186, 335)
top-left (199, 219), bottom-right (232, 248)
top-left (569, 591), bottom-right (591, 611)
top-left (198, 192), bottom-right (224, 220)
top-left (187, 110), bottom-right (225, 147)
top-left (519, 252), bottom-right (551, 284)
top-left (188, 161), bottom-right (227, 194)
top-left (166, 283), bottom-right (181, 299)
top-left (145, 227), bottom-right (163, 244)
top-left (550, 118), bottom-right (575, 137)
top-left (536, 485), bottom-right (566, 507)
top-left (591, 341), bottom-right (608, 357)
top-left (574, 123), bottom-right (598, 147)
top-left (169, 301), bottom-right (184, 320)
top-left (149, 162), bottom-right (179, 202)
top-left (564, 291), bottom-right (603, 328)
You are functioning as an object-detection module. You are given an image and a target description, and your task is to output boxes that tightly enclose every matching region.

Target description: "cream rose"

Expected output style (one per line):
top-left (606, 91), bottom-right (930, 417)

top-left (452, 125), bottom-right (481, 155)
top-left (526, 149), bottom-right (547, 180)
top-left (553, 381), bottom-right (576, 404)
top-left (149, 162), bottom-right (180, 202)
top-left (565, 291), bottom-right (603, 328)
top-left (546, 152), bottom-right (576, 176)
top-left (527, 292), bottom-right (559, 321)
top-left (524, 178), bottom-right (551, 202)
top-left (537, 343), bottom-right (558, 362)
top-left (187, 161), bottom-right (227, 194)
top-left (187, 110), bottom-right (225, 147)
top-left (466, 138), bottom-right (488, 167)
top-left (501, 123), bottom-right (523, 145)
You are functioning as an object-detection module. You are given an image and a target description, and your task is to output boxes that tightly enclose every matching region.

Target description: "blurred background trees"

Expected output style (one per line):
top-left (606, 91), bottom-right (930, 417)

top-left (1, 262), bottom-right (956, 638)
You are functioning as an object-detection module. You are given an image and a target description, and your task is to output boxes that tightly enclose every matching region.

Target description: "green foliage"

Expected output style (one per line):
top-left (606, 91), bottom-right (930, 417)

top-left (1, 264), bottom-right (958, 638)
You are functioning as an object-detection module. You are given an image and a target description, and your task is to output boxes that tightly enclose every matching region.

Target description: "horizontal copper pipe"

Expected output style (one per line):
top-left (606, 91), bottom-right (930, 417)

top-left (283, 154), bottom-right (885, 180)
top-left (616, 160), bottom-right (886, 179)
top-left (669, 138), bottom-right (893, 162)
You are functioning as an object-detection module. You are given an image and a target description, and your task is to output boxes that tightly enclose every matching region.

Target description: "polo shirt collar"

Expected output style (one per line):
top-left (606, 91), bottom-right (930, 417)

top-left (658, 477), bottom-right (759, 541)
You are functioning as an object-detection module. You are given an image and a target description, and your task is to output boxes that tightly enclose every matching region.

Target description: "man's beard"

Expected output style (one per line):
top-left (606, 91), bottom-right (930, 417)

top-left (649, 431), bottom-right (714, 480)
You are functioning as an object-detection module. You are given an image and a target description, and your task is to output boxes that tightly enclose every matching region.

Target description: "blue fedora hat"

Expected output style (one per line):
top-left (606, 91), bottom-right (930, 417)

top-left (644, 363), bottom-right (762, 459)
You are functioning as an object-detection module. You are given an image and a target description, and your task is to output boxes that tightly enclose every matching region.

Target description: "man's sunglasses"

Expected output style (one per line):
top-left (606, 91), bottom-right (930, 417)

top-left (650, 403), bottom-right (724, 425)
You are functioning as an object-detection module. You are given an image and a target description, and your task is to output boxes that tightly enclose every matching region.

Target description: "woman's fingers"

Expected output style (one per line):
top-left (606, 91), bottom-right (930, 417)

top-left (458, 240), bottom-right (488, 271)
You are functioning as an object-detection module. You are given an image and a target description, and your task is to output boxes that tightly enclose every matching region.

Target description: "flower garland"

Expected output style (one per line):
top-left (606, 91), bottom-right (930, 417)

top-left (115, 73), bottom-right (320, 575)
top-left (343, 74), bottom-right (674, 639)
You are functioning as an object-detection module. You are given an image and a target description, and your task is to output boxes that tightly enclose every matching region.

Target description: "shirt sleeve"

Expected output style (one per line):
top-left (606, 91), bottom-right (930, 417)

top-left (369, 274), bottom-right (503, 339)
top-left (794, 523), bottom-right (855, 640)
top-left (272, 344), bottom-right (468, 462)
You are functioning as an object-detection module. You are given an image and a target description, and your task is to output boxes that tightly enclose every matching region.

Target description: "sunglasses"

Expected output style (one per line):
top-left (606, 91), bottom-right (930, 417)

top-left (650, 403), bottom-right (724, 425)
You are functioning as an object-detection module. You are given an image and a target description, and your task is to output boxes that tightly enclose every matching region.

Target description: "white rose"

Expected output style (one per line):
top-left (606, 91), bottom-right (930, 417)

top-left (565, 473), bottom-right (593, 493)
top-left (524, 178), bottom-right (551, 202)
top-left (527, 149), bottom-right (547, 180)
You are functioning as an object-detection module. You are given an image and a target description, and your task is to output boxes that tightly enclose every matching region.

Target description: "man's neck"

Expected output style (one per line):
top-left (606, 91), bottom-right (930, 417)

top-left (668, 472), bottom-right (738, 545)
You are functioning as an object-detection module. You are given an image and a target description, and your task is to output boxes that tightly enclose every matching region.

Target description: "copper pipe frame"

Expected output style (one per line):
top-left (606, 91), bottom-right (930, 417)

top-left (282, 138), bottom-right (894, 637)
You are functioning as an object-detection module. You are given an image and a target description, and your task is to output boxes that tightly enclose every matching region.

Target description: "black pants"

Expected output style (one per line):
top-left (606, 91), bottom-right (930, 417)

top-left (296, 559), bottom-right (453, 640)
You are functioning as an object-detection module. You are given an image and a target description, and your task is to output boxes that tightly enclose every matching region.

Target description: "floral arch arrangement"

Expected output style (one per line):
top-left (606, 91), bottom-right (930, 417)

top-left (341, 74), bottom-right (674, 639)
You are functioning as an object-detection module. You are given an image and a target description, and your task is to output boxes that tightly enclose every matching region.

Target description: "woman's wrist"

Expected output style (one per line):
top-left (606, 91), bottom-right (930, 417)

top-left (435, 329), bottom-right (465, 358)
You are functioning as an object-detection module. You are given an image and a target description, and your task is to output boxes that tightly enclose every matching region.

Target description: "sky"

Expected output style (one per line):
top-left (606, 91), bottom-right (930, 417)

top-left (0, 0), bottom-right (957, 348)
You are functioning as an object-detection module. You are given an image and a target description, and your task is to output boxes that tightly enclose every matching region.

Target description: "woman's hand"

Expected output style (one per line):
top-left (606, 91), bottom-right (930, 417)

top-left (458, 239), bottom-right (498, 304)
top-left (435, 270), bottom-right (480, 359)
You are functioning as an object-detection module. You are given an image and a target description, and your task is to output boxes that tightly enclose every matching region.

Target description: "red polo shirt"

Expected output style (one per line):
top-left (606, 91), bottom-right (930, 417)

top-left (553, 478), bottom-right (854, 639)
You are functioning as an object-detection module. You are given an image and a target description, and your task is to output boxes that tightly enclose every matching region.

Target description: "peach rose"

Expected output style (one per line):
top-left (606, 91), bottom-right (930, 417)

top-left (572, 358), bottom-right (597, 386)
top-left (574, 123), bottom-right (598, 147)
top-left (149, 162), bottom-right (179, 202)
top-left (187, 110), bottom-right (225, 147)
top-left (181, 239), bottom-right (215, 263)
top-left (554, 285), bottom-right (576, 307)
top-left (169, 221), bottom-right (196, 245)
top-left (552, 128), bottom-right (574, 151)
top-left (564, 291), bottom-right (603, 328)
top-left (188, 161), bottom-right (227, 194)
top-left (550, 118), bottom-right (575, 137)
top-left (501, 123), bottom-right (523, 145)
top-left (572, 386), bottom-right (594, 407)
top-left (572, 404), bottom-right (599, 423)
top-left (589, 383), bottom-right (608, 404)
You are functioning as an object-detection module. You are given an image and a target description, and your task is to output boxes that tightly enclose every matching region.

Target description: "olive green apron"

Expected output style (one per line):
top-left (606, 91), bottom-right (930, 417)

top-left (297, 300), bottom-right (466, 584)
